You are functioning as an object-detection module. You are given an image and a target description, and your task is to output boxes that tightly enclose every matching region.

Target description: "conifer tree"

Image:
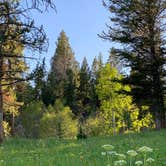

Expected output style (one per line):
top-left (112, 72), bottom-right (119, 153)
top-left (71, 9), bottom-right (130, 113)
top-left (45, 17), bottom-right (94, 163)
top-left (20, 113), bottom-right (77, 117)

top-left (108, 48), bottom-right (123, 73)
top-left (50, 31), bottom-right (79, 102)
top-left (64, 69), bottom-right (78, 113)
top-left (78, 57), bottom-right (91, 118)
top-left (32, 59), bottom-right (46, 101)
top-left (90, 55), bottom-right (103, 113)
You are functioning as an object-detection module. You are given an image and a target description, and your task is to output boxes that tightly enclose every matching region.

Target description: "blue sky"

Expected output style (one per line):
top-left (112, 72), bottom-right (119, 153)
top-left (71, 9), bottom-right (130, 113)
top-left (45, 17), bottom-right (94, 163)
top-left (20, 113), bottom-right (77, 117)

top-left (31, 0), bottom-right (111, 70)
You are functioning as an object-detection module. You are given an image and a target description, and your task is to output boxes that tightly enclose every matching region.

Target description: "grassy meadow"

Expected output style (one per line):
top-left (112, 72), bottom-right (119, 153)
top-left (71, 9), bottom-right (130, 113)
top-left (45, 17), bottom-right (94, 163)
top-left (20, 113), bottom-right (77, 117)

top-left (0, 130), bottom-right (165, 166)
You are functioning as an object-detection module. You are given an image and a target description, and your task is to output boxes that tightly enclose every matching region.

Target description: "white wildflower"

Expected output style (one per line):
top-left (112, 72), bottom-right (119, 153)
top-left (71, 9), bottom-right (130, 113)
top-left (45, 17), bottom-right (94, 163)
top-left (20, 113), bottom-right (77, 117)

top-left (107, 151), bottom-right (118, 155)
top-left (138, 146), bottom-right (153, 153)
top-left (127, 150), bottom-right (138, 157)
top-left (114, 160), bottom-right (127, 166)
top-left (146, 158), bottom-right (155, 163)
top-left (102, 144), bottom-right (114, 150)
top-left (116, 153), bottom-right (126, 159)
top-left (101, 152), bottom-right (106, 156)
top-left (135, 161), bottom-right (143, 166)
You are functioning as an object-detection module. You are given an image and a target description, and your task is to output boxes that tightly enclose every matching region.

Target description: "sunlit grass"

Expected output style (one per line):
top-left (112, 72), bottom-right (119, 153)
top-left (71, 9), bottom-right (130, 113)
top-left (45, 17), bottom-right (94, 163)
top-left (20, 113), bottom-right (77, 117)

top-left (0, 130), bottom-right (165, 166)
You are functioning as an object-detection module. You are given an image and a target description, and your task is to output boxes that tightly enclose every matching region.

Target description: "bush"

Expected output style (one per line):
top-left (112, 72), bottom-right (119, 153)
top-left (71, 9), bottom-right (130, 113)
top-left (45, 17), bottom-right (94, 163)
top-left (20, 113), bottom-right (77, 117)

top-left (83, 115), bottom-right (104, 137)
top-left (3, 121), bottom-right (11, 137)
top-left (40, 106), bottom-right (78, 139)
top-left (21, 101), bottom-right (45, 138)
top-left (39, 112), bottom-right (57, 138)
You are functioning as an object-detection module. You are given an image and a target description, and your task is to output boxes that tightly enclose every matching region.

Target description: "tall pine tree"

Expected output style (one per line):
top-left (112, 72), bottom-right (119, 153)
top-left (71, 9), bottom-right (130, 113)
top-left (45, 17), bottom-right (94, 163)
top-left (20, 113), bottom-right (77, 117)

top-left (78, 57), bottom-right (91, 118)
top-left (49, 31), bottom-right (79, 105)
top-left (90, 55), bottom-right (103, 113)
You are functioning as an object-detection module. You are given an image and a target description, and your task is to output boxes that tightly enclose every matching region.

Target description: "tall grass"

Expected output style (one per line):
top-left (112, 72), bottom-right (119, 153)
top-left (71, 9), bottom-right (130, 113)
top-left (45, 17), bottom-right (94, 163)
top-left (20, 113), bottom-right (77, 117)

top-left (0, 130), bottom-right (165, 166)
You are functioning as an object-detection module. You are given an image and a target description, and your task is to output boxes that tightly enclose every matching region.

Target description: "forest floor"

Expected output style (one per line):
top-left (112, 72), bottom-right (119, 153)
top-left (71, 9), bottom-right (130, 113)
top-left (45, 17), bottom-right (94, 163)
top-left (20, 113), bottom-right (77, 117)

top-left (0, 130), bottom-right (165, 166)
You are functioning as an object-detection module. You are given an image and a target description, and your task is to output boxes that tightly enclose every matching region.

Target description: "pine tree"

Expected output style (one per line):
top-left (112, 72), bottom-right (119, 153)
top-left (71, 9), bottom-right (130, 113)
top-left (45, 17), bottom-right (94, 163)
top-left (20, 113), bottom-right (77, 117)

top-left (78, 57), bottom-right (91, 118)
top-left (102, 0), bottom-right (166, 128)
top-left (32, 59), bottom-right (46, 101)
top-left (108, 48), bottom-right (123, 73)
top-left (90, 55), bottom-right (103, 113)
top-left (64, 69), bottom-right (78, 113)
top-left (50, 31), bottom-right (79, 102)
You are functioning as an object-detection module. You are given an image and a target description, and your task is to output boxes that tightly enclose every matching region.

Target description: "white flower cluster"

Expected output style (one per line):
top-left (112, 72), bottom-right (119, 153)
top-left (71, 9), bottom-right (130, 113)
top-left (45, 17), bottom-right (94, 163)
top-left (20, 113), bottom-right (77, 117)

top-left (138, 146), bottom-right (153, 153)
top-left (135, 161), bottom-right (143, 165)
top-left (127, 150), bottom-right (138, 157)
top-left (102, 144), bottom-right (115, 151)
top-left (114, 160), bottom-right (127, 166)
top-left (101, 144), bottom-right (155, 166)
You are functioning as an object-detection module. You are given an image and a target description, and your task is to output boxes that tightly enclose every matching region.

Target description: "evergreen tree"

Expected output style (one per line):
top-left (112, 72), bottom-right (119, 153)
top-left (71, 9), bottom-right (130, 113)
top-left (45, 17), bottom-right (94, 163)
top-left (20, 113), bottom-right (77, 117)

top-left (49, 31), bottom-right (79, 103)
top-left (91, 54), bottom-right (103, 81)
top-left (31, 59), bottom-right (46, 101)
top-left (64, 69), bottom-right (78, 112)
top-left (41, 74), bottom-right (56, 106)
top-left (90, 55), bottom-right (103, 113)
top-left (102, 0), bottom-right (166, 128)
top-left (78, 57), bottom-right (91, 118)
top-left (108, 48), bottom-right (123, 73)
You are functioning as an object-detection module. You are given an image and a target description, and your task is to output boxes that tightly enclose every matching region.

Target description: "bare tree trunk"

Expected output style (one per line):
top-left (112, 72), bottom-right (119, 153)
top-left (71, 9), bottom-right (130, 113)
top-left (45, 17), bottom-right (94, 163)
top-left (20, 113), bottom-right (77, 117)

top-left (11, 113), bottom-right (15, 136)
top-left (112, 110), bottom-right (116, 135)
top-left (0, 89), bottom-right (3, 142)
top-left (0, 58), bottom-right (4, 143)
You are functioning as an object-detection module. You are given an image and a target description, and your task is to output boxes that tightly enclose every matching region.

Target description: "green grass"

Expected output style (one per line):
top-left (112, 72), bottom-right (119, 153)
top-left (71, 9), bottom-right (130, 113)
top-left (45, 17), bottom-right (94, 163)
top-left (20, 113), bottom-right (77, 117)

top-left (0, 130), bottom-right (165, 166)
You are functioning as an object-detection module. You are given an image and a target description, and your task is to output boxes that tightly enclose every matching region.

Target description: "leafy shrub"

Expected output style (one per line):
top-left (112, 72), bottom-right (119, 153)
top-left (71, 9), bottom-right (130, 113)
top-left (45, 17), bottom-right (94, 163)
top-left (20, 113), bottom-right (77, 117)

top-left (39, 112), bottom-right (57, 138)
top-left (56, 107), bottom-right (78, 139)
top-left (83, 115), bottom-right (104, 136)
top-left (3, 121), bottom-right (11, 137)
top-left (21, 101), bottom-right (45, 138)
top-left (40, 106), bottom-right (78, 139)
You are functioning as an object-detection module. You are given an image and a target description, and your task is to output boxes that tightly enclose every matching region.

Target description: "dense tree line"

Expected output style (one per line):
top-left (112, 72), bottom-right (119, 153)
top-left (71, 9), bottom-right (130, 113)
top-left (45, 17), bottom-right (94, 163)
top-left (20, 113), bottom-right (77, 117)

top-left (7, 31), bottom-right (154, 139)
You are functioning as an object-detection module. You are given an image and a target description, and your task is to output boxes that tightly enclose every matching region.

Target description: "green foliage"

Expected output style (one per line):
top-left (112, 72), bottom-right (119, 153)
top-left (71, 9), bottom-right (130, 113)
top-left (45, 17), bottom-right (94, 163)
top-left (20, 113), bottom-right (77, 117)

top-left (83, 116), bottom-right (103, 137)
top-left (90, 54), bottom-right (103, 113)
top-left (39, 106), bottom-right (78, 139)
top-left (102, 0), bottom-right (166, 128)
top-left (21, 101), bottom-right (45, 138)
top-left (3, 121), bottom-right (11, 138)
top-left (52, 99), bottom-right (64, 112)
top-left (107, 47), bottom-right (123, 73)
top-left (55, 107), bottom-right (78, 139)
top-left (77, 57), bottom-right (91, 117)
top-left (39, 112), bottom-right (57, 138)
top-left (96, 64), bottom-right (154, 135)
top-left (31, 59), bottom-right (46, 101)
top-left (64, 69), bottom-right (78, 111)
top-left (49, 31), bottom-right (79, 103)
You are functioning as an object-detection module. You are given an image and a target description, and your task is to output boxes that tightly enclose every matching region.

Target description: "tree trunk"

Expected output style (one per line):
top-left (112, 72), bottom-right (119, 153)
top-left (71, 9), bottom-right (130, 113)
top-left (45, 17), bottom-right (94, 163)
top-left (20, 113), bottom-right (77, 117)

top-left (0, 57), bottom-right (4, 143)
top-left (11, 113), bottom-right (15, 136)
top-left (112, 110), bottom-right (116, 135)
top-left (0, 85), bottom-right (3, 142)
top-left (0, 89), bottom-right (3, 142)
